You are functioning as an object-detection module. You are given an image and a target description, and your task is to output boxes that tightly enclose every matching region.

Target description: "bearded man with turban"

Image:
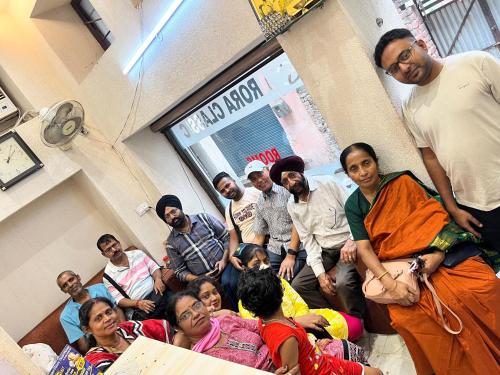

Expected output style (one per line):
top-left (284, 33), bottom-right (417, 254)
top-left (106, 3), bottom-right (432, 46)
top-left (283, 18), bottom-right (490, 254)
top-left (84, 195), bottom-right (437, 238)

top-left (270, 156), bottom-right (366, 319)
top-left (156, 194), bottom-right (239, 309)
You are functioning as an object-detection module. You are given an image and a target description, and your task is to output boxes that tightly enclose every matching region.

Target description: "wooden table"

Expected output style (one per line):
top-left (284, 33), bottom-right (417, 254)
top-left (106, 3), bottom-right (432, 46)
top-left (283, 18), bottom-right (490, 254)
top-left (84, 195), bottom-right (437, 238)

top-left (106, 336), bottom-right (270, 375)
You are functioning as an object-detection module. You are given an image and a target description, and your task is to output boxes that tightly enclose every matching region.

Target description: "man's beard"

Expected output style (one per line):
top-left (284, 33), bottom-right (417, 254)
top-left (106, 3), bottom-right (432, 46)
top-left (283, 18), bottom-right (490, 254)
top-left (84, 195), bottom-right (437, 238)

top-left (170, 213), bottom-right (186, 228)
top-left (226, 186), bottom-right (240, 200)
top-left (290, 174), bottom-right (308, 196)
top-left (412, 56), bottom-right (433, 84)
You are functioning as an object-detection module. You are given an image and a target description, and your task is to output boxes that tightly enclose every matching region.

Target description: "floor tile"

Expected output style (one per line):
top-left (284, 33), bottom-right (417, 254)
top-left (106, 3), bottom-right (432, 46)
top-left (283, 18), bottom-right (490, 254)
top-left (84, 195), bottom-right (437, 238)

top-left (359, 332), bottom-right (416, 375)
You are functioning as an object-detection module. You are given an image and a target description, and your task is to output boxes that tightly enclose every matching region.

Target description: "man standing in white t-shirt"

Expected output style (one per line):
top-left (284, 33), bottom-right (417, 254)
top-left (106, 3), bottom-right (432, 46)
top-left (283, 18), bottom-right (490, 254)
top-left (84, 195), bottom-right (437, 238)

top-left (374, 28), bottom-right (500, 254)
top-left (212, 171), bottom-right (260, 271)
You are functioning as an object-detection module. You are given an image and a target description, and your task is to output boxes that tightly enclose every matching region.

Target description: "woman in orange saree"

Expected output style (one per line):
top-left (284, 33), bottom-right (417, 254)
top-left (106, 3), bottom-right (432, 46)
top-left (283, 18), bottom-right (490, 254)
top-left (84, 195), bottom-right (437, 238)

top-left (341, 143), bottom-right (499, 375)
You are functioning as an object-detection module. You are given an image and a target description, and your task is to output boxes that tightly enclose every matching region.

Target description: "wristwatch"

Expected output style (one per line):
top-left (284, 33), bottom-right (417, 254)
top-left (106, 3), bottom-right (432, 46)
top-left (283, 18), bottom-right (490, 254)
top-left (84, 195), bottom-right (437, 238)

top-left (287, 248), bottom-right (298, 256)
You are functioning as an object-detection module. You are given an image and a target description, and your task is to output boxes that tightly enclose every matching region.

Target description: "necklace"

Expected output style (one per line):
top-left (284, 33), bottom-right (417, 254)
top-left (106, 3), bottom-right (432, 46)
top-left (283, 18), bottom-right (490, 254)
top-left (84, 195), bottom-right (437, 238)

top-left (104, 335), bottom-right (129, 353)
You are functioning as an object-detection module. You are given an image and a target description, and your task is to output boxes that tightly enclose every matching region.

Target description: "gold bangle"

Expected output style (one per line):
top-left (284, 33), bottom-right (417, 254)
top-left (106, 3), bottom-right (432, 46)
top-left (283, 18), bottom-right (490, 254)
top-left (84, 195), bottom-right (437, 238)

top-left (377, 271), bottom-right (389, 280)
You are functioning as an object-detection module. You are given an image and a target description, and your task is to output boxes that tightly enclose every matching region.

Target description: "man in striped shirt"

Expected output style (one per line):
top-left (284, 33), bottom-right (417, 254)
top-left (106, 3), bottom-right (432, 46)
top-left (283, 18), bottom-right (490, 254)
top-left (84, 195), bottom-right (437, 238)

top-left (98, 234), bottom-right (169, 320)
top-left (156, 194), bottom-right (239, 308)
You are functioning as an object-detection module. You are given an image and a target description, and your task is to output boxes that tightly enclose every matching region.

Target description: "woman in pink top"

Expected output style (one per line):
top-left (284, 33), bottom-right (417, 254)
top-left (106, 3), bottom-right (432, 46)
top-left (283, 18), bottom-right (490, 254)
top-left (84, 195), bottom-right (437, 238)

top-left (166, 290), bottom-right (296, 374)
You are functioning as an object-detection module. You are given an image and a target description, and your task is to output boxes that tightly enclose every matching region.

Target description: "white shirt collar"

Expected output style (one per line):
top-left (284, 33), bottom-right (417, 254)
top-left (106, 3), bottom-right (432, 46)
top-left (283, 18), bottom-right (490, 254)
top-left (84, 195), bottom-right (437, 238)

top-left (307, 176), bottom-right (319, 192)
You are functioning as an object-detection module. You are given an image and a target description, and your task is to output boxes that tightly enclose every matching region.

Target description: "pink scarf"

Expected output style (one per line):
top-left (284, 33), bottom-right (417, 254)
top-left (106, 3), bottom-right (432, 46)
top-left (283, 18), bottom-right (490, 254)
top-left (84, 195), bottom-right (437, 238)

top-left (192, 318), bottom-right (221, 353)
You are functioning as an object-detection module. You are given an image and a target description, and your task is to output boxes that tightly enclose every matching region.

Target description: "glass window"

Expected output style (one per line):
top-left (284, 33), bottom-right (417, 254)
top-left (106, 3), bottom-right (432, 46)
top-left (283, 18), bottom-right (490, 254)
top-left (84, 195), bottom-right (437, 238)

top-left (166, 52), bottom-right (352, 206)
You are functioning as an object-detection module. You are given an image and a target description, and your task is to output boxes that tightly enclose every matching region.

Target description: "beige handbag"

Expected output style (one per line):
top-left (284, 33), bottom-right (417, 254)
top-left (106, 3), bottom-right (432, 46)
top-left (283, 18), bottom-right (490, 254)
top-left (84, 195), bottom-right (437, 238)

top-left (363, 259), bottom-right (463, 335)
top-left (363, 259), bottom-right (420, 305)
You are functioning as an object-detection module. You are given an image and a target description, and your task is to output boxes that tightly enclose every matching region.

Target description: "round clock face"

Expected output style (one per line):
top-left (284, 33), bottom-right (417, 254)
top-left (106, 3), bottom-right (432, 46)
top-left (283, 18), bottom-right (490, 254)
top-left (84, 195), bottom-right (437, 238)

top-left (0, 137), bottom-right (36, 182)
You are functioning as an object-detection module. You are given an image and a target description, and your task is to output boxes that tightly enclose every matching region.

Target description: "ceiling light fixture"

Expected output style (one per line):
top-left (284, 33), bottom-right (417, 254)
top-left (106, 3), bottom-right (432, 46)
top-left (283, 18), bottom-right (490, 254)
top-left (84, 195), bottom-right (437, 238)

top-left (123, 0), bottom-right (185, 75)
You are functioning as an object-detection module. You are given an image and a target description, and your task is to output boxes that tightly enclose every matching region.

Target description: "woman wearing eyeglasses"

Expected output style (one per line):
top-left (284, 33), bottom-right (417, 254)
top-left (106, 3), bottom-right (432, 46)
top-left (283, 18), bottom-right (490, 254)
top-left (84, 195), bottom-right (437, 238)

top-left (165, 290), bottom-right (298, 374)
top-left (79, 297), bottom-right (178, 372)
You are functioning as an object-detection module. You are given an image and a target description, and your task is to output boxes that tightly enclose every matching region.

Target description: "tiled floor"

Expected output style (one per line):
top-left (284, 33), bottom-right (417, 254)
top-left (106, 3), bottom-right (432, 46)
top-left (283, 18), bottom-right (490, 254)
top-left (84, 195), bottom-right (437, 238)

top-left (358, 332), bottom-right (417, 375)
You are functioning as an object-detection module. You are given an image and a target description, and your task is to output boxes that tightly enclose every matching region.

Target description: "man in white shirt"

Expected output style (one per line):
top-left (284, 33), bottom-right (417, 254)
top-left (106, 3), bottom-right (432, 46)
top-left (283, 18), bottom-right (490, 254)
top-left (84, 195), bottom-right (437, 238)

top-left (374, 28), bottom-right (500, 256)
top-left (270, 156), bottom-right (365, 318)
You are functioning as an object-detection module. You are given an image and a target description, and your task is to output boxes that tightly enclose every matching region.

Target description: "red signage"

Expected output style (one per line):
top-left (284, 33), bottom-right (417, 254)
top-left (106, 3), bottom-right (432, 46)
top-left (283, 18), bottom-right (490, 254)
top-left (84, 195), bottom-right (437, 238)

top-left (245, 147), bottom-right (281, 165)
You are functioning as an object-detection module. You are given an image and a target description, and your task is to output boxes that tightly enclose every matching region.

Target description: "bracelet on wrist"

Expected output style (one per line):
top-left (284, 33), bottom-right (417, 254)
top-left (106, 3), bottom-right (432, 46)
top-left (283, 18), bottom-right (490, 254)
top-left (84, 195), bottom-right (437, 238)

top-left (377, 271), bottom-right (389, 280)
top-left (287, 248), bottom-right (298, 256)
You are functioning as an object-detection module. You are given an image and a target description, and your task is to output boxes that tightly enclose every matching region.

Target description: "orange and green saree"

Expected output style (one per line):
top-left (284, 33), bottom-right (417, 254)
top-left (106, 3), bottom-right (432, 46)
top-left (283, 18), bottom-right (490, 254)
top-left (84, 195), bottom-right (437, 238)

top-left (345, 171), bottom-right (500, 375)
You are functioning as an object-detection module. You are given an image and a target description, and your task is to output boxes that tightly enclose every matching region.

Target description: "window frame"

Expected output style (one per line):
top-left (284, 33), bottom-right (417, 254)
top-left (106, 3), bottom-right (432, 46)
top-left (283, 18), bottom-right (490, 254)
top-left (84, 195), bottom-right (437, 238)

top-left (71, 0), bottom-right (112, 51)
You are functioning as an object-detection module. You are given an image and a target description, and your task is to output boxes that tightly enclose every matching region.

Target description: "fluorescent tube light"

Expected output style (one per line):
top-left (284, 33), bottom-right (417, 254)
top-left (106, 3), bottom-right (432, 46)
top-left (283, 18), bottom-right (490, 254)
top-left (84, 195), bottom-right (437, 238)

top-left (123, 0), bottom-right (185, 75)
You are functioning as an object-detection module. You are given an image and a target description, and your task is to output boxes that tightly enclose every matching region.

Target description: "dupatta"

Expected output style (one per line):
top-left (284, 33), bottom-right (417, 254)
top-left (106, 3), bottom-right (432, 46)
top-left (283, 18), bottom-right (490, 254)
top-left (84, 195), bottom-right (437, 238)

top-left (192, 318), bottom-right (221, 353)
top-left (364, 172), bottom-right (477, 260)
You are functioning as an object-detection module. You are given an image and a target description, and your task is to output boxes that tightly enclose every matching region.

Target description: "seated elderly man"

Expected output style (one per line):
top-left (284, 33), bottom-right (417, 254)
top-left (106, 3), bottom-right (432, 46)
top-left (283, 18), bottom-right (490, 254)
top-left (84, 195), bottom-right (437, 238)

top-left (97, 234), bottom-right (171, 320)
top-left (245, 160), bottom-right (307, 281)
top-left (155, 194), bottom-right (239, 309)
top-left (57, 270), bottom-right (125, 353)
top-left (269, 156), bottom-right (365, 319)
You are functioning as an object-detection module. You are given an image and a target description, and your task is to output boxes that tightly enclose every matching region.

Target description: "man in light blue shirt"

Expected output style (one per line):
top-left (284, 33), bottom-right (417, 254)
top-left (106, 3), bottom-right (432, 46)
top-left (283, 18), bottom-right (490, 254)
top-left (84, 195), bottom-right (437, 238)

top-left (57, 270), bottom-right (124, 353)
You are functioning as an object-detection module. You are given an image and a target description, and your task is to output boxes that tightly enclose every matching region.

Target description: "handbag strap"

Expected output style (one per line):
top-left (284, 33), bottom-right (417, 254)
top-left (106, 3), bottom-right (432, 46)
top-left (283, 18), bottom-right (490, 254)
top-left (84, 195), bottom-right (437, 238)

top-left (103, 272), bottom-right (131, 300)
top-left (421, 274), bottom-right (463, 335)
top-left (228, 201), bottom-right (242, 243)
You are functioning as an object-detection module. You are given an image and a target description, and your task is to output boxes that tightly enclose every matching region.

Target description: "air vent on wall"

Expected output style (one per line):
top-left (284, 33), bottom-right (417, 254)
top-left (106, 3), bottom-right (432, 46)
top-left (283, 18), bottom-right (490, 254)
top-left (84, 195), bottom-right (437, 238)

top-left (0, 87), bottom-right (18, 123)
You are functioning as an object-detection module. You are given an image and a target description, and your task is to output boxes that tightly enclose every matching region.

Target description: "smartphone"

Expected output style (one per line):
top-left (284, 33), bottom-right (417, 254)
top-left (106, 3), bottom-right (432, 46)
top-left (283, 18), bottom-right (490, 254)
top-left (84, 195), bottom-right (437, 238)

top-left (206, 268), bottom-right (219, 277)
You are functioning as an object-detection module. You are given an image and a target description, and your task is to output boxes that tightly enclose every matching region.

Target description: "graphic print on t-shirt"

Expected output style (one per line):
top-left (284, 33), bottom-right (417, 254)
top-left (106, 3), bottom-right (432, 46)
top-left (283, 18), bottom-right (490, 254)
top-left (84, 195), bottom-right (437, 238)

top-left (233, 203), bottom-right (257, 224)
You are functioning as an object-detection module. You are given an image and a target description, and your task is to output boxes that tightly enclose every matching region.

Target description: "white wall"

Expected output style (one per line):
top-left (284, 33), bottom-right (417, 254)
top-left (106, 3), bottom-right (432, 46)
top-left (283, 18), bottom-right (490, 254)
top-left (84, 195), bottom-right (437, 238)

top-left (338, 0), bottom-right (413, 114)
top-left (124, 127), bottom-right (222, 220)
top-left (32, 3), bottom-right (104, 83)
top-left (80, 0), bottom-right (264, 140)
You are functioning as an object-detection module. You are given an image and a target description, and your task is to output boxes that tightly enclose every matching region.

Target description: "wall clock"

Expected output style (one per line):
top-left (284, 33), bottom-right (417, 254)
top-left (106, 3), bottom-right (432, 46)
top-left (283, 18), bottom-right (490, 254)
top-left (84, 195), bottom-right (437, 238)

top-left (0, 131), bottom-right (44, 191)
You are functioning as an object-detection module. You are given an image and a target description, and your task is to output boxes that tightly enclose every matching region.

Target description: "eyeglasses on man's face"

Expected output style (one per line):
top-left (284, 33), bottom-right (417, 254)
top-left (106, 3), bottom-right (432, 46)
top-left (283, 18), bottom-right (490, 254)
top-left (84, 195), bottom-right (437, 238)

top-left (101, 241), bottom-right (120, 255)
top-left (177, 300), bottom-right (204, 323)
top-left (385, 40), bottom-right (417, 76)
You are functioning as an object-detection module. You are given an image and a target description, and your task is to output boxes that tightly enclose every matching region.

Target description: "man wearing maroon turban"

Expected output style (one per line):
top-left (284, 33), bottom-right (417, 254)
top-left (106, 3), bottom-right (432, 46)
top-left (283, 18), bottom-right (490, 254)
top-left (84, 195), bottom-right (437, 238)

top-left (270, 156), bottom-right (365, 319)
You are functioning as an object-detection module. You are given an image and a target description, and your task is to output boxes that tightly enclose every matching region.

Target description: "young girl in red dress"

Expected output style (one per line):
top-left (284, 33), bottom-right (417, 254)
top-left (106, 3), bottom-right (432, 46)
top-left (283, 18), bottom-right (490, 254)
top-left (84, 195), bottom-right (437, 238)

top-left (238, 268), bottom-right (382, 375)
